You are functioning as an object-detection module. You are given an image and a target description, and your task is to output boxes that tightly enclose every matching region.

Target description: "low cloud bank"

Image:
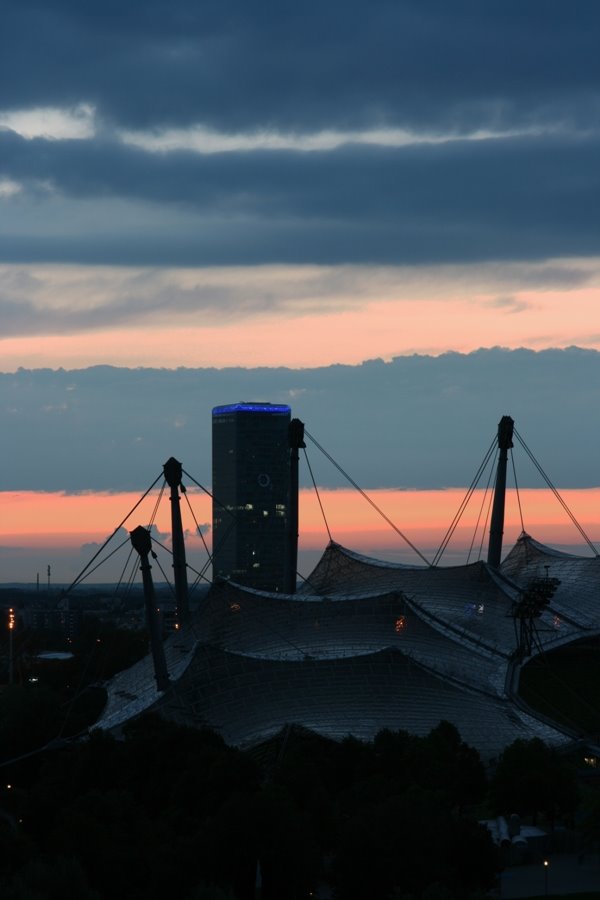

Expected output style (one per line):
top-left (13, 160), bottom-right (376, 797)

top-left (2, 348), bottom-right (598, 492)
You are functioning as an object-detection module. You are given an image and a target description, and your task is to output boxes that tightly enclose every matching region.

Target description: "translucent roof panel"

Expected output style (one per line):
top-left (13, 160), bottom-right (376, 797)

top-left (501, 534), bottom-right (600, 631)
top-left (156, 645), bottom-right (571, 761)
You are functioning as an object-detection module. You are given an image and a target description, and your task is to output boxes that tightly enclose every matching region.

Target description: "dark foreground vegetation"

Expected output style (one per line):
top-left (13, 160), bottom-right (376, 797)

top-left (0, 617), bottom-right (595, 900)
top-left (0, 701), bottom-right (589, 900)
top-left (0, 714), bottom-right (498, 900)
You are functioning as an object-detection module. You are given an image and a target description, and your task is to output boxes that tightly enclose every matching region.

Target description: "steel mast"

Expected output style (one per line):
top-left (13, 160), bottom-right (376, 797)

top-left (163, 457), bottom-right (190, 624)
top-left (130, 525), bottom-right (170, 692)
top-left (487, 415), bottom-right (514, 568)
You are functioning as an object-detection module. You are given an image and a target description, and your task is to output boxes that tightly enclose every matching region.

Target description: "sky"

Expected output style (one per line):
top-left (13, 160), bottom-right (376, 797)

top-left (2, 1), bottom-right (600, 581)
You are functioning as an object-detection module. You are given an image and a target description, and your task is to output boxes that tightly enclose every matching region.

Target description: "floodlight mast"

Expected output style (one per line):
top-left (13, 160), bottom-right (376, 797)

top-left (487, 415), bottom-right (514, 568)
top-left (129, 525), bottom-right (170, 692)
top-left (163, 457), bottom-right (190, 623)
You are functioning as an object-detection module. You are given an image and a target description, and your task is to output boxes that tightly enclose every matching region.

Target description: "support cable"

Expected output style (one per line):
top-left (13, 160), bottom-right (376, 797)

top-left (188, 571), bottom-right (210, 595)
top-left (117, 545), bottom-right (144, 601)
top-left (64, 472), bottom-right (164, 593)
top-left (182, 465), bottom-right (300, 588)
top-left (147, 481), bottom-right (166, 530)
top-left (151, 552), bottom-right (177, 600)
top-left (467, 450), bottom-right (497, 564)
top-left (182, 469), bottom-right (236, 520)
top-left (234, 602), bottom-right (309, 658)
top-left (124, 549), bottom-right (143, 598)
top-left (183, 491), bottom-right (212, 559)
top-left (305, 430), bottom-right (431, 566)
top-left (181, 468), bottom-right (240, 588)
top-left (476, 478), bottom-right (496, 563)
top-left (514, 429), bottom-right (599, 555)
top-left (181, 490), bottom-right (214, 597)
top-left (151, 537), bottom-right (212, 586)
top-left (182, 464), bottom-right (308, 594)
top-left (302, 447), bottom-right (332, 543)
top-left (65, 534), bottom-right (132, 586)
top-left (510, 449), bottom-right (526, 535)
top-left (211, 585), bottom-right (315, 660)
top-left (148, 534), bottom-right (302, 658)
top-left (193, 561), bottom-right (213, 586)
top-left (432, 437), bottom-right (497, 566)
top-left (114, 544), bottom-right (135, 595)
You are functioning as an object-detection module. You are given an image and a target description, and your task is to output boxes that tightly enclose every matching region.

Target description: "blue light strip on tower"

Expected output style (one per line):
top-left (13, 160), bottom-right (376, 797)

top-left (212, 403), bottom-right (291, 416)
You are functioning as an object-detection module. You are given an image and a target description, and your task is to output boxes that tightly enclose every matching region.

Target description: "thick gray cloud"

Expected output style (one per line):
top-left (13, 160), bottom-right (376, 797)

top-left (1, 130), bottom-right (600, 267)
top-left (2, 1), bottom-right (600, 133)
top-left (2, 348), bottom-right (599, 492)
top-left (1, 3), bottom-right (599, 269)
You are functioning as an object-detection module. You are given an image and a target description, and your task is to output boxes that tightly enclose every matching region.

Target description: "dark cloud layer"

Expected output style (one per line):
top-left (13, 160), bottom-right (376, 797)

top-left (2, 1), bottom-right (600, 133)
top-left (2, 348), bottom-right (599, 492)
top-left (3, 131), bottom-right (600, 221)
top-left (1, 130), bottom-right (600, 267)
top-left (1, 2), bottom-right (599, 268)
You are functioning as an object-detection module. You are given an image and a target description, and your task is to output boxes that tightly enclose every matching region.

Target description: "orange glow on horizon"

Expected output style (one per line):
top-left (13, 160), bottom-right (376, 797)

top-left (3, 290), bottom-right (600, 370)
top-left (3, 487), bottom-right (600, 563)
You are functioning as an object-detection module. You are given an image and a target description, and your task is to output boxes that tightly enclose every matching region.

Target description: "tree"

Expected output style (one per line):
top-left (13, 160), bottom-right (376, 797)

top-left (0, 855), bottom-right (101, 900)
top-left (372, 723), bottom-right (487, 811)
top-left (185, 885), bottom-right (235, 900)
top-left (331, 785), bottom-right (497, 900)
top-left (0, 686), bottom-right (63, 762)
top-left (490, 738), bottom-right (579, 826)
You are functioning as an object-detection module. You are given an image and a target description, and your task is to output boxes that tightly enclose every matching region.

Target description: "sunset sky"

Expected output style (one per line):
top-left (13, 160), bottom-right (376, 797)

top-left (3, 487), bottom-right (599, 585)
top-left (2, 1), bottom-right (600, 581)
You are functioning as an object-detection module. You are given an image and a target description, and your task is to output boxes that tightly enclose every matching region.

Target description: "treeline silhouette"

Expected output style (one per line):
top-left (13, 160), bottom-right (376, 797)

top-left (1, 710), bottom-right (582, 900)
top-left (0, 609), bottom-right (586, 900)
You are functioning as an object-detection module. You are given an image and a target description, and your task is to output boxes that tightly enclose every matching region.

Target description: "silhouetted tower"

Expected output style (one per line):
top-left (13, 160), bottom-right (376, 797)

top-left (487, 415), bottom-right (514, 568)
top-left (129, 525), bottom-right (170, 691)
top-left (212, 402), bottom-right (293, 592)
top-left (163, 457), bottom-right (190, 623)
top-left (287, 418), bottom-right (305, 593)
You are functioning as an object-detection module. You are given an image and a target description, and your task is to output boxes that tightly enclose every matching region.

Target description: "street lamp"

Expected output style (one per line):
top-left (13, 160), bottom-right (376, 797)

top-left (543, 859), bottom-right (549, 896)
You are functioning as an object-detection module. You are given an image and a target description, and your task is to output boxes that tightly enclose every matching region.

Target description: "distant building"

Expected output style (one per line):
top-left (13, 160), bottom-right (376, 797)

top-left (25, 608), bottom-right (82, 638)
top-left (212, 402), bottom-right (292, 592)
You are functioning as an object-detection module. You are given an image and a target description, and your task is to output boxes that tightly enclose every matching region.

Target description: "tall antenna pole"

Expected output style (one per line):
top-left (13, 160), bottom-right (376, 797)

top-left (487, 415), bottom-right (514, 568)
top-left (287, 419), bottom-right (305, 594)
top-left (163, 457), bottom-right (190, 624)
